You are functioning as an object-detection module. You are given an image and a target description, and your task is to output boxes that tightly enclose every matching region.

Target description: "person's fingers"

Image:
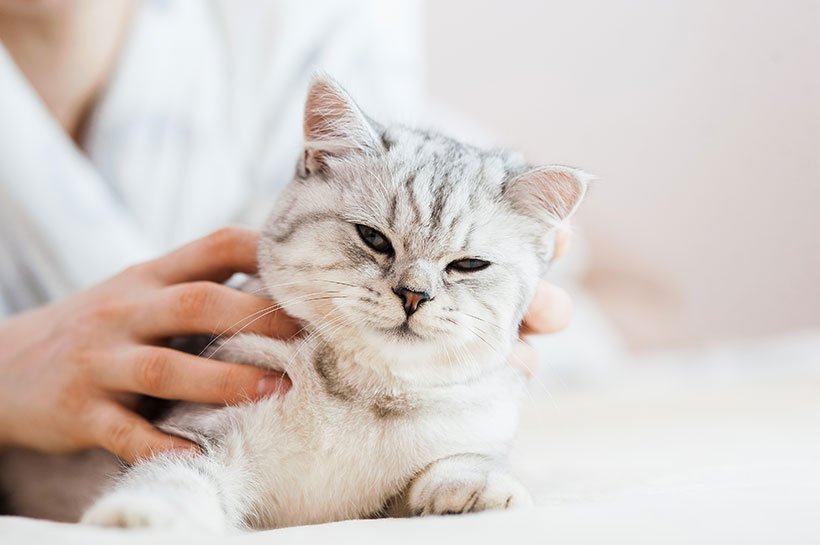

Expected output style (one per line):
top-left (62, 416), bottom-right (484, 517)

top-left (553, 227), bottom-right (571, 261)
top-left (135, 281), bottom-right (300, 340)
top-left (97, 346), bottom-right (291, 405)
top-left (520, 280), bottom-right (573, 335)
top-left (91, 402), bottom-right (199, 464)
top-left (507, 338), bottom-right (538, 379)
top-left (146, 227), bottom-right (261, 285)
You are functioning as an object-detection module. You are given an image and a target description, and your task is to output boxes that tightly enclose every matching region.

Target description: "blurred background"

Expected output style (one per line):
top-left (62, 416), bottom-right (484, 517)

top-left (422, 8), bottom-right (820, 527)
top-left (424, 0), bottom-right (820, 353)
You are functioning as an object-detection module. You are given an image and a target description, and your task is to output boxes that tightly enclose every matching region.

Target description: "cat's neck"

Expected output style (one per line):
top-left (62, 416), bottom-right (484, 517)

top-left (312, 331), bottom-right (510, 392)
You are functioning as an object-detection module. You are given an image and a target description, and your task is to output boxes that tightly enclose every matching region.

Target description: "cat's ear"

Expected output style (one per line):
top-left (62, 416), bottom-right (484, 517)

top-left (300, 75), bottom-right (382, 176)
top-left (503, 165), bottom-right (591, 225)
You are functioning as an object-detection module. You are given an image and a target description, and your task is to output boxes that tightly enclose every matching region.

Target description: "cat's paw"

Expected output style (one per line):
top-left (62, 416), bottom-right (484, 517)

top-left (410, 471), bottom-right (533, 516)
top-left (81, 491), bottom-right (225, 532)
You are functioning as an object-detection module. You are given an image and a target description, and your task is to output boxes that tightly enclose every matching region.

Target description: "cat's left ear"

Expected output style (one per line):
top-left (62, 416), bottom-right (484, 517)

top-left (300, 75), bottom-right (383, 176)
top-left (502, 165), bottom-right (591, 226)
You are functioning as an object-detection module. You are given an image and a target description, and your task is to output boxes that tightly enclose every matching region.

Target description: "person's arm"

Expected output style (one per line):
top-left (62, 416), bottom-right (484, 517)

top-left (0, 227), bottom-right (296, 464)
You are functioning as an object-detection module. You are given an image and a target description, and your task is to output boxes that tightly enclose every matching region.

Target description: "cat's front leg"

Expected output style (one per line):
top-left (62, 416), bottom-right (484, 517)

top-left (407, 454), bottom-right (532, 516)
top-left (81, 452), bottom-right (237, 532)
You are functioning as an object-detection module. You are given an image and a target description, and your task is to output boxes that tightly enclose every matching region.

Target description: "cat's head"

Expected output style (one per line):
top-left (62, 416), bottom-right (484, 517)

top-left (259, 76), bottom-right (589, 382)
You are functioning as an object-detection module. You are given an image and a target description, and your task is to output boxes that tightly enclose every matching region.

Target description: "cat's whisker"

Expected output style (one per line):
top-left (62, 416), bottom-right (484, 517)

top-left (199, 305), bottom-right (285, 358)
top-left (202, 291), bottom-right (345, 359)
top-left (452, 339), bottom-right (472, 375)
top-left (225, 296), bottom-right (352, 373)
top-left (284, 317), bottom-right (352, 376)
top-left (281, 310), bottom-right (349, 374)
top-left (463, 313), bottom-right (553, 385)
top-left (463, 312), bottom-right (508, 332)
top-left (240, 280), bottom-right (321, 296)
top-left (466, 324), bottom-right (554, 402)
top-left (311, 279), bottom-right (360, 289)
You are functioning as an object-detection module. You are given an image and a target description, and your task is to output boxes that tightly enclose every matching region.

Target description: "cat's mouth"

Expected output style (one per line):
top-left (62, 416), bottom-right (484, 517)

top-left (379, 321), bottom-right (425, 341)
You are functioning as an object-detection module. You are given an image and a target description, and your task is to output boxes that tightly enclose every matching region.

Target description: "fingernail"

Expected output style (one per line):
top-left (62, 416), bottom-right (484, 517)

top-left (257, 374), bottom-right (290, 398)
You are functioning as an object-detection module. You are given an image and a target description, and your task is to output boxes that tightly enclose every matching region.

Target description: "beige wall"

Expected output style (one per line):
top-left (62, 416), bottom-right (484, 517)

top-left (425, 0), bottom-right (820, 349)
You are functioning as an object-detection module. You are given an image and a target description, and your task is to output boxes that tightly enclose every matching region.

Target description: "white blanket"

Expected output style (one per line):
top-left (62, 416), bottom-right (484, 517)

top-left (4, 331), bottom-right (818, 544)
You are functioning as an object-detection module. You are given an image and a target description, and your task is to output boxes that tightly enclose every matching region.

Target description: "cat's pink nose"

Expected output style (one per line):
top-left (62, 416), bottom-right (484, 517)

top-left (392, 287), bottom-right (431, 317)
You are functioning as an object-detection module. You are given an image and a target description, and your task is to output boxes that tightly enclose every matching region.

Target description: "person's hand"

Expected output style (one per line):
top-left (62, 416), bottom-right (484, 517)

top-left (0, 227), bottom-right (297, 463)
top-left (509, 229), bottom-right (574, 377)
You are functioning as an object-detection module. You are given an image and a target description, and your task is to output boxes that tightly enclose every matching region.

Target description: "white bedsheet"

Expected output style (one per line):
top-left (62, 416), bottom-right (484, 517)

top-left (3, 331), bottom-right (819, 544)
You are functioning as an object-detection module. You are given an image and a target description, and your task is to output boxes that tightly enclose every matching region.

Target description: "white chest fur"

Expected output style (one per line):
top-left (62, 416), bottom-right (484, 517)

top-left (161, 333), bottom-right (523, 528)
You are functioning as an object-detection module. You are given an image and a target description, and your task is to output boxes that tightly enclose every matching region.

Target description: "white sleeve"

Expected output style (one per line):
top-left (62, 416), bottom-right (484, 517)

top-left (0, 47), bottom-right (158, 315)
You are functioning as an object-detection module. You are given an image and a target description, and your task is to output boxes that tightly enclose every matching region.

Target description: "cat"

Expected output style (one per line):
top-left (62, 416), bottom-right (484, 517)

top-left (1, 75), bottom-right (589, 531)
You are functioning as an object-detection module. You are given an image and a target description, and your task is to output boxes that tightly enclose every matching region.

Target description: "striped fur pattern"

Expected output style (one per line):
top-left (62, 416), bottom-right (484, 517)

top-left (16, 77), bottom-right (589, 531)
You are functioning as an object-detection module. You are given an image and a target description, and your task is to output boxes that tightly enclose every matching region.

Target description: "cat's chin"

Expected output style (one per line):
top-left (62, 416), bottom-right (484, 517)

top-left (354, 326), bottom-right (438, 358)
top-left (377, 322), bottom-right (427, 342)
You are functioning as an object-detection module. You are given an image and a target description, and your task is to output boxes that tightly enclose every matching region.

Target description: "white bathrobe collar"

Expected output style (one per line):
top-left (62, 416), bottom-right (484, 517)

top-left (83, 0), bottom-right (247, 246)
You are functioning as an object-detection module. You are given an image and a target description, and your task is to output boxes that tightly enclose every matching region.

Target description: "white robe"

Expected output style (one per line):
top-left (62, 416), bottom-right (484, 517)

top-left (0, 0), bottom-right (423, 315)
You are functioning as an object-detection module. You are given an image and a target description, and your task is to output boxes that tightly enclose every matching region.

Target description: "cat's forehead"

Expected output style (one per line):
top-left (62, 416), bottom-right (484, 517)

top-left (346, 128), bottom-right (528, 255)
top-left (383, 127), bottom-right (524, 181)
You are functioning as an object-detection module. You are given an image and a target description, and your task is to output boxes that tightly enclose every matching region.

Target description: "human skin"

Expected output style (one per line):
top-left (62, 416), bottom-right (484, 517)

top-left (0, 1), bottom-right (575, 463)
top-left (0, 0), bottom-right (136, 143)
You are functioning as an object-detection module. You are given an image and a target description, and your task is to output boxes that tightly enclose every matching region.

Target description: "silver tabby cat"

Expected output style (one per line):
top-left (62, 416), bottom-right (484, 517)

top-left (1, 76), bottom-right (588, 531)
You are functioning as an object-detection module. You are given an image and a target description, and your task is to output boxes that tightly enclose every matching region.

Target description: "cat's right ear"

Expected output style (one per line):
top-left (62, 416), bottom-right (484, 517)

top-left (299, 75), bottom-right (382, 176)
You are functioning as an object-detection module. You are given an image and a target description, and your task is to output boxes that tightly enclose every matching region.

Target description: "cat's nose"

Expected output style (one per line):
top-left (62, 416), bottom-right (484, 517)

top-left (392, 287), bottom-right (432, 317)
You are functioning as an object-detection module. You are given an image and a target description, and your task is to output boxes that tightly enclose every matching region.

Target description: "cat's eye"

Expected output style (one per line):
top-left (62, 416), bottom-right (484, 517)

top-left (447, 258), bottom-right (491, 273)
top-left (355, 224), bottom-right (393, 255)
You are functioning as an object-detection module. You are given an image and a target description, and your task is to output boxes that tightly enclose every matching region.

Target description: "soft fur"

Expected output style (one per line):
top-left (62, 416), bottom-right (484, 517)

top-left (0, 76), bottom-right (588, 532)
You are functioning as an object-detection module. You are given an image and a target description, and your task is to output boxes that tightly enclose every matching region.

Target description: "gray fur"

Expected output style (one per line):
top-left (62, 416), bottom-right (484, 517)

top-left (0, 76), bottom-right (589, 531)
